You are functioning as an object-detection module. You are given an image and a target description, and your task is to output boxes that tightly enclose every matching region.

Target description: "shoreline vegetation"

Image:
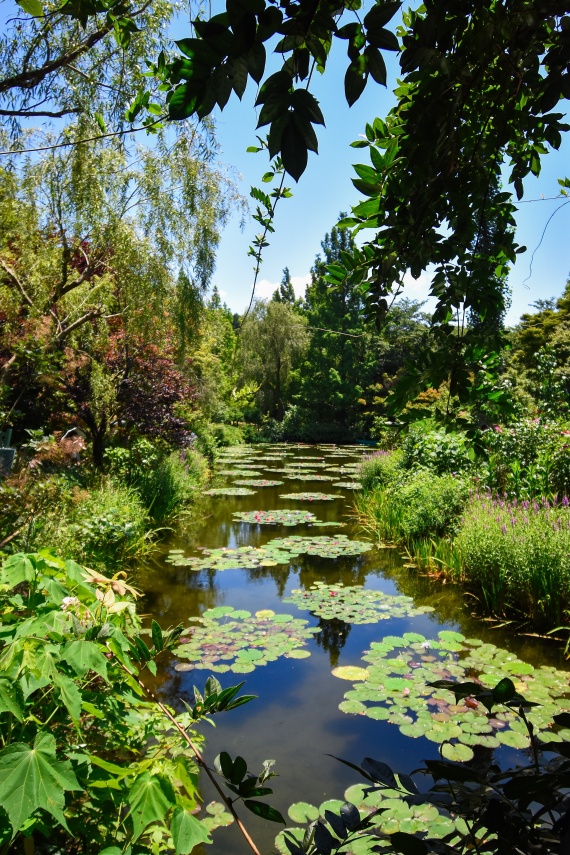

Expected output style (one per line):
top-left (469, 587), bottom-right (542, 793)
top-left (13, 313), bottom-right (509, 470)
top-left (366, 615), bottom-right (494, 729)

top-left (355, 419), bottom-right (570, 634)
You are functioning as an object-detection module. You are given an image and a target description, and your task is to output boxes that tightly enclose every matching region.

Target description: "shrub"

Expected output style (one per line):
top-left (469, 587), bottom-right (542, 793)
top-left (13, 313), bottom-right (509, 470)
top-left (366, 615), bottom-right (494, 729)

top-left (401, 425), bottom-right (472, 475)
top-left (210, 423), bottom-right (244, 447)
top-left (359, 450), bottom-right (403, 492)
top-left (455, 494), bottom-right (570, 626)
top-left (356, 471), bottom-right (469, 543)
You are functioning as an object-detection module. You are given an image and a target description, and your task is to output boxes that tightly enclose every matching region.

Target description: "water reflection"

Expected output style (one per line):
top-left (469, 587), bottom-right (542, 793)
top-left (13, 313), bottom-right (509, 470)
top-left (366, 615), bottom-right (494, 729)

top-left (134, 442), bottom-right (570, 855)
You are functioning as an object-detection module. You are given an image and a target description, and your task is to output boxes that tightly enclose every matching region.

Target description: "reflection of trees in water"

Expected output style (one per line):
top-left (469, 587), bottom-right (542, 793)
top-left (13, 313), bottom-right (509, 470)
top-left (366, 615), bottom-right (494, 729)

top-left (298, 556), bottom-right (368, 590)
top-left (314, 616), bottom-right (351, 668)
top-left (246, 564), bottom-right (293, 597)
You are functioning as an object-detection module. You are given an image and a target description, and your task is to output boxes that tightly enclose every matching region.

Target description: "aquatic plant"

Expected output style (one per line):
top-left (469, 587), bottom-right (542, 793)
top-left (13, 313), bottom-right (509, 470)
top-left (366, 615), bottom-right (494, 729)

top-left (336, 630), bottom-right (570, 759)
top-left (204, 487), bottom-right (257, 496)
top-left (284, 582), bottom-right (434, 623)
top-left (279, 493), bottom-right (344, 501)
top-left (233, 510), bottom-right (318, 525)
top-left (174, 607), bottom-right (318, 673)
top-left (233, 479), bottom-right (285, 487)
top-left (332, 481), bottom-right (363, 490)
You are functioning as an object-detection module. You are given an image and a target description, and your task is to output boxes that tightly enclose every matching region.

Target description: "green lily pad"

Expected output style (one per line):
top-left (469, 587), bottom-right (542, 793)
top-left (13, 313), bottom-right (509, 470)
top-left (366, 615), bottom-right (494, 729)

top-left (337, 630), bottom-right (570, 754)
top-left (331, 666), bottom-right (370, 681)
top-left (332, 481), bottom-right (362, 489)
top-left (233, 510), bottom-right (318, 525)
top-left (288, 803), bottom-right (319, 823)
top-left (232, 479), bottom-right (284, 487)
top-left (268, 535), bottom-right (372, 559)
top-left (204, 487), bottom-right (257, 496)
top-left (217, 469), bottom-right (264, 476)
top-left (279, 492), bottom-right (344, 501)
top-left (174, 607), bottom-right (317, 673)
top-left (284, 582), bottom-right (435, 624)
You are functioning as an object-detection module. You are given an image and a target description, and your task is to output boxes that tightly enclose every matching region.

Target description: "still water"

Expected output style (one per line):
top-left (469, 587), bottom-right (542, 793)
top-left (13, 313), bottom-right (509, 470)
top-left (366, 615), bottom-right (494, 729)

top-left (136, 443), bottom-right (569, 854)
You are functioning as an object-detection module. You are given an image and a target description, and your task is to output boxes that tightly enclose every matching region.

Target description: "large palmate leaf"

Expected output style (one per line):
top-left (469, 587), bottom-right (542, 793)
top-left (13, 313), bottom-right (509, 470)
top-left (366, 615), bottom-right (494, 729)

top-left (61, 639), bottom-right (108, 680)
top-left (171, 807), bottom-right (211, 854)
top-left (128, 772), bottom-right (176, 841)
top-left (0, 731), bottom-right (81, 834)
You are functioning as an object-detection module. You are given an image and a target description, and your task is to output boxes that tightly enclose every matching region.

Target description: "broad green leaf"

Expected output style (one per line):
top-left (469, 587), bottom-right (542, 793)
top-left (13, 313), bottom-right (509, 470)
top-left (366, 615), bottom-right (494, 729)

top-left (55, 674), bottom-right (82, 724)
top-left (0, 678), bottom-right (24, 721)
top-left (171, 807), bottom-right (211, 853)
top-left (16, 0), bottom-right (43, 16)
top-left (0, 731), bottom-right (81, 834)
top-left (62, 639), bottom-right (108, 680)
top-left (1, 554), bottom-right (35, 588)
top-left (128, 773), bottom-right (176, 841)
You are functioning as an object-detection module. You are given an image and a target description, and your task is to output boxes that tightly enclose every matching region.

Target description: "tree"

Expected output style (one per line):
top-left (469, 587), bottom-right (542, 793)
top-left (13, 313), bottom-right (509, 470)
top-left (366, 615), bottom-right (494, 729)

top-left (292, 223), bottom-right (368, 439)
top-left (239, 300), bottom-right (308, 419)
top-left (272, 267), bottom-right (296, 304)
top-left (0, 0), bottom-right (179, 131)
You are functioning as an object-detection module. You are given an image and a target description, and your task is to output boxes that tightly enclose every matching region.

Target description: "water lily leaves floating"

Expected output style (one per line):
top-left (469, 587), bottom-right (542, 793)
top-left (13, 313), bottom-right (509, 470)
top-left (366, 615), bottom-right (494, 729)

top-left (275, 782), bottom-right (464, 855)
top-left (332, 481), bottom-right (362, 490)
top-left (285, 582), bottom-right (435, 624)
top-left (217, 469), bottom-right (264, 477)
top-left (270, 534), bottom-right (372, 559)
top-left (286, 474), bottom-right (334, 482)
top-left (337, 630), bottom-right (570, 759)
top-left (233, 479), bottom-right (284, 487)
top-left (232, 510), bottom-right (317, 526)
top-left (165, 535), bottom-right (372, 572)
top-left (331, 665), bottom-right (370, 681)
top-left (204, 487), bottom-right (257, 496)
top-left (174, 607), bottom-right (319, 673)
top-left (279, 493), bottom-right (344, 501)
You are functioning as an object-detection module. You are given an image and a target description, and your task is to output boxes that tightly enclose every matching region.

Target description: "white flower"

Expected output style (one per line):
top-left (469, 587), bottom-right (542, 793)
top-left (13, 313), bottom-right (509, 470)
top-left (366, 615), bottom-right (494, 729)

top-left (421, 641), bottom-right (431, 650)
top-left (61, 596), bottom-right (80, 611)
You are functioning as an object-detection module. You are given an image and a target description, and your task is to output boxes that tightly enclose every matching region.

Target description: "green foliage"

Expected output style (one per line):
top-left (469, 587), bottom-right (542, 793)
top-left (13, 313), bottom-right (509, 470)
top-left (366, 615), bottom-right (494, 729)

top-left (0, 550), bottom-right (247, 853)
top-left (400, 426), bottom-right (473, 476)
top-left (455, 494), bottom-right (570, 626)
top-left (359, 450), bottom-right (403, 491)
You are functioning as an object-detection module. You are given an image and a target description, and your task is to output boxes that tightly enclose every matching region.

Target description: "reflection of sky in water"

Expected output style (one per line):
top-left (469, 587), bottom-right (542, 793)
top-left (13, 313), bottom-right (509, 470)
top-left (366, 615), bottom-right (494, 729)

top-left (136, 445), bottom-right (570, 855)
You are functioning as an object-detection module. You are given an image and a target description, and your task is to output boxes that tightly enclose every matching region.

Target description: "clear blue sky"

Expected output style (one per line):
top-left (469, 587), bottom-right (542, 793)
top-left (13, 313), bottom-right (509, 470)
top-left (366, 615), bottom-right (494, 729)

top-left (202, 33), bottom-right (570, 326)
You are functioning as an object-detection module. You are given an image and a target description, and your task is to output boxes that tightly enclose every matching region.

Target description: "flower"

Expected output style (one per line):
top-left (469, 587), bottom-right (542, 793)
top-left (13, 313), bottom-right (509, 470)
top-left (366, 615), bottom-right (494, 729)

top-left (61, 596), bottom-right (80, 611)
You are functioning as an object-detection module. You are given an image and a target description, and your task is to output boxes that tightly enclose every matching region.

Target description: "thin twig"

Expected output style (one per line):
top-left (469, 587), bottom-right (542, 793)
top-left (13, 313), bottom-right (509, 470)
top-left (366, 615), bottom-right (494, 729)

top-left (111, 654), bottom-right (262, 855)
top-left (0, 118), bottom-right (165, 156)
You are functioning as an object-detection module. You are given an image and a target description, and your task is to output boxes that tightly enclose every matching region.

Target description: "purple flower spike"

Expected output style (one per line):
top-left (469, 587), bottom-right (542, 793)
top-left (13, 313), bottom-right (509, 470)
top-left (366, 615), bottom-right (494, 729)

top-left (563, 496), bottom-right (569, 507)
top-left (501, 524), bottom-right (507, 535)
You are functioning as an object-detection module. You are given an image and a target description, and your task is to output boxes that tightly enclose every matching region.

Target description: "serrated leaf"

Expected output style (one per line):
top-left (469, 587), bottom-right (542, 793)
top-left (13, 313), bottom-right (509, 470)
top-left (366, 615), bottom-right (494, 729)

top-left (55, 674), bottom-right (82, 724)
top-left (0, 732), bottom-right (81, 834)
top-left (171, 807), bottom-right (211, 853)
top-left (61, 639), bottom-right (109, 680)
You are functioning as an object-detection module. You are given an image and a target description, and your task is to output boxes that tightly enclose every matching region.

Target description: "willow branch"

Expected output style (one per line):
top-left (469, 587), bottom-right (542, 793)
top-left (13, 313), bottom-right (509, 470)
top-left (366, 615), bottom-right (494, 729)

top-left (0, 257), bottom-right (36, 310)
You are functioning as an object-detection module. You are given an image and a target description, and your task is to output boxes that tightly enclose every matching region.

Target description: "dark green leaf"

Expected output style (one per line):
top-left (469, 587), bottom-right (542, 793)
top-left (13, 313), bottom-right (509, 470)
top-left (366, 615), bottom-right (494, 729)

top-left (390, 831), bottom-right (429, 855)
top-left (243, 799), bottom-right (285, 823)
top-left (151, 620), bottom-right (163, 652)
top-left (345, 60), bottom-right (368, 106)
top-left (280, 119), bottom-right (308, 180)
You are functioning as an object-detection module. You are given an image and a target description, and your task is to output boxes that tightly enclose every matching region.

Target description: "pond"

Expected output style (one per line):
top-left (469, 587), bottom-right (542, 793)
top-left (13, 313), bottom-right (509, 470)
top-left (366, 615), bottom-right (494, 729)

top-left (136, 443), bottom-right (570, 855)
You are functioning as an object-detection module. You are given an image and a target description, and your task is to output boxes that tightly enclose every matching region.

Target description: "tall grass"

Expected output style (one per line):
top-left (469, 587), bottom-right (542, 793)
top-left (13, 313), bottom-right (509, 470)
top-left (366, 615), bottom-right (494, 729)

top-left (455, 493), bottom-right (570, 626)
top-left (358, 450), bottom-right (403, 491)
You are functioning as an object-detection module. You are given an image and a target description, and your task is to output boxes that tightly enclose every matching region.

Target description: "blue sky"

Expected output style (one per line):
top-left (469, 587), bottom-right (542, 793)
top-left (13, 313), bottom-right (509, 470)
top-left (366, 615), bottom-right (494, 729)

top-left (204, 36), bottom-right (570, 326)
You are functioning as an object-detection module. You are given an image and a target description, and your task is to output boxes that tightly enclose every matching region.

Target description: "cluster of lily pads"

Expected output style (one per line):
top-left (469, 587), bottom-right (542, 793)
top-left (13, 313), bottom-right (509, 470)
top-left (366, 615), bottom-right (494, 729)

top-left (233, 479), bottom-right (284, 487)
top-left (332, 481), bottom-right (362, 490)
top-left (204, 487), bottom-right (256, 497)
top-left (165, 535), bottom-right (372, 571)
top-left (233, 510), bottom-right (317, 526)
top-left (334, 630), bottom-right (570, 761)
top-left (174, 606), bottom-right (318, 673)
top-left (284, 582), bottom-right (435, 624)
top-left (275, 783), bottom-right (466, 855)
top-left (217, 468), bottom-right (263, 477)
top-left (279, 492), bottom-right (344, 501)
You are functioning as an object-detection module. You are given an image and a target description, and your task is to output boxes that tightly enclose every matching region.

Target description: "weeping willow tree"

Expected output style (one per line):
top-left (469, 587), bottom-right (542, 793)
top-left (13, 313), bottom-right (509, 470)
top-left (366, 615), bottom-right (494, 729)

top-left (0, 124), bottom-right (244, 458)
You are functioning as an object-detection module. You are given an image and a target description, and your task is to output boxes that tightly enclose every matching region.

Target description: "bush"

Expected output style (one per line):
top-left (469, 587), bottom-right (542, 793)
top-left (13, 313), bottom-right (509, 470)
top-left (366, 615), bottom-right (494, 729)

top-left (210, 423), bottom-right (244, 447)
top-left (401, 425), bottom-right (472, 475)
top-left (67, 481), bottom-right (151, 565)
top-left (356, 471), bottom-right (469, 544)
top-left (455, 493), bottom-right (570, 625)
top-left (359, 450), bottom-right (403, 492)
top-left (106, 439), bottom-right (208, 523)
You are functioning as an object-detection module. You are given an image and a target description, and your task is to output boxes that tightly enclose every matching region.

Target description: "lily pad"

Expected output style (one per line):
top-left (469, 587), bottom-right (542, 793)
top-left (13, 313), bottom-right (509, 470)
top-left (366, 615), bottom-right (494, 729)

top-left (286, 474), bottom-right (335, 482)
top-left (217, 469), bottom-right (264, 477)
top-left (279, 492), bottom-right (344, 501)
top-left (232, 510), bottom-right (318, 526)
top-left (288, 803), bottom-right (319, 823)
top-left (233, 479), bottom-right (284, 487)
top-left (174, 607), bottom-right (319, 673)
top-left (332, 666), bottom-right (370, 681)
top-left (204, 487), bottom-right (257, 496)
top-left (337, 630), bottom-right (570, 757)
top-left (332, 481), bottom-right (362, 490)
top-left (284, 582), bottom-right (435, 624)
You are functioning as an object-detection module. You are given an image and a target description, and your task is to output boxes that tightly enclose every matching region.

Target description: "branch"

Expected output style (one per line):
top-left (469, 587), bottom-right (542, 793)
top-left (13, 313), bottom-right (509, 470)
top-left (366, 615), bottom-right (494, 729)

top-left (0, 257), bottom-right (36, 310)
top-left (0, 107), bottom-right (79, 118)
top-left (110, 652), bottom-right (263, 855)
top-left (0, 117), bottom-right (165, 156)
top-left (56, 308), bottom-right (102, 340)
